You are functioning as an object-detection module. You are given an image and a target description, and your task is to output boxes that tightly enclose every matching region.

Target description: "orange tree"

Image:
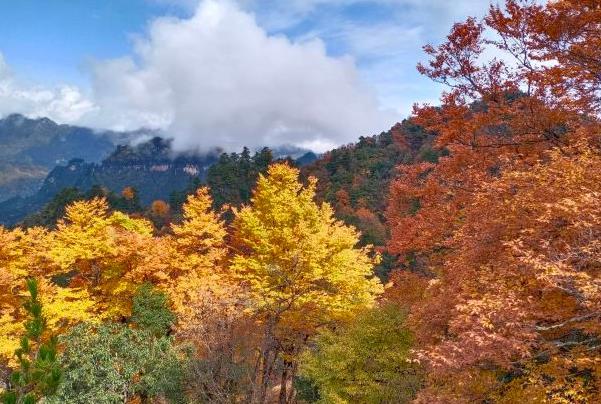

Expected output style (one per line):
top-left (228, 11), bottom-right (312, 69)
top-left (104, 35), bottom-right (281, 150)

top-left (386, 0), bottom-right (601, 401)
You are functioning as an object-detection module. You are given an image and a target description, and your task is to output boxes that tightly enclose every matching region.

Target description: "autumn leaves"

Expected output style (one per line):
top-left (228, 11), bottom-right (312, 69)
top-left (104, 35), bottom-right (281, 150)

top-left (384, 0), bottom-right (601, 401)
top-left (0, 163), bottom-right (382, 403)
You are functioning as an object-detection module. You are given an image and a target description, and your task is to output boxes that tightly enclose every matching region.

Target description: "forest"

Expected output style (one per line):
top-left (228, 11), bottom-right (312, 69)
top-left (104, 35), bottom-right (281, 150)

top-left (1, 0), bottom-right (600, 402)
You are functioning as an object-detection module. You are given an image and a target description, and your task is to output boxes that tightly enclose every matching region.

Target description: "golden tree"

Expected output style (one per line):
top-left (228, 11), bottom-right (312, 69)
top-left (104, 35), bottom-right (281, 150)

top-left (231, 163), bottom-right (382, 403)
top-left (0, 226), bottom-right (93, 363)
top-left (130, 188), bottom-right (230, 331)
top-left (50, 197), bottom-right (154, 318)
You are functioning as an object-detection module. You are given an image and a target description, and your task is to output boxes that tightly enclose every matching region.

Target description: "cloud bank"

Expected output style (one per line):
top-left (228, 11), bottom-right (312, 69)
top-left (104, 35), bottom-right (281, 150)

top-left (0, 0), bottom-right (397, 152)
top-left (0, 0), bottom-right (496, 153)
top-left (89, 0), bottom-right (397, 152)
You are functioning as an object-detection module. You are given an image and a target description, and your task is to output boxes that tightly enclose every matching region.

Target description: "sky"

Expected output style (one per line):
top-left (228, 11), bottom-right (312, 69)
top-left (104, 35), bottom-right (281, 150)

top-left (0, 0), bottom-right (493, 152)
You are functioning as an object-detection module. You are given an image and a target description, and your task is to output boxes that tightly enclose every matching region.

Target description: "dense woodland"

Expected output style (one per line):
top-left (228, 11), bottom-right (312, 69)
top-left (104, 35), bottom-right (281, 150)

top-left (1, 1), bottom-right (601, 403)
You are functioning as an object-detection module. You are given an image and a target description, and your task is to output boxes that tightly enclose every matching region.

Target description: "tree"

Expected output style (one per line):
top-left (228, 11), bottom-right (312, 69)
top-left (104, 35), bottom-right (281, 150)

top-left (386, 1), bottom-right (601, 400)
top-left (182, 287), bottom-right (256, 404)
top-left (46, 280), bottom-right (186, 403)
top-left (207, 147), bottom-right (274, 211)
top-left (300, 305), bottom-right (422, 404)
top-left (151, 200), bottom-right (170, 217)
top-left (121, 187), bottom-right (136, 201)
top-left (50, 197), bottom-right (154, 319)
top-left (21, 187), bottom-right (84, 229)
top-left (130, 283), bottom-right (175, 337)
top-left (149, 199), bottom-right (171, 230)
top-left (49, 323), bottom-right (186, 404)
top-left (414, 144), bottom-right (601, 402)
top-left (0, 227), bottom-right (93, 363)
top-left (160, 188), bottom-right (228, 329)
top-left (231, 163), bottom-right (382, 403)
top-left (1, 279), bottom-right (61, 404)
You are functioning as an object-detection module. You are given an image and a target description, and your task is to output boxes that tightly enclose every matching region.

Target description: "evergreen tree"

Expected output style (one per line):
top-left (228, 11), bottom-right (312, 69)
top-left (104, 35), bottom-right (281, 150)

top-left (131, 283), bottom-right (175, 337)
top-left (1, 279), bottom-right (61, 404)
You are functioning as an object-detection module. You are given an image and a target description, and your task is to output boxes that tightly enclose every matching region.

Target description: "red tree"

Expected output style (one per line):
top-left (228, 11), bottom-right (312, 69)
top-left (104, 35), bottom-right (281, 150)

top-left (387, 1), bottom-right (601, 401)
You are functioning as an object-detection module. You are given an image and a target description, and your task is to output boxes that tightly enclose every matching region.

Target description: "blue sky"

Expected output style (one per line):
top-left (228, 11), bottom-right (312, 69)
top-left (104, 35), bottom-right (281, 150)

top-left (0, 0), bottom-right (185, 85)
top-left (0, 0), bottom-right (492, 151)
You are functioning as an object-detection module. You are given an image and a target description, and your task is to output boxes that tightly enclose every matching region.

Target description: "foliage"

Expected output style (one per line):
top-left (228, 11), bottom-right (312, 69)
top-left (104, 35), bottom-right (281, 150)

top-left (300, 304), bottom-right (422, 404)
top-left (1, 3), bottom-right (598, 403)
top-left (50, 197), bottom-right (154, 319)
top-left (231, 163), bottom-right (382, 403)
top-left (1, 279), bottom-right (61, 404)
top-left (130, 283), bottom-right (175, 336)
top-left (22, 185), bottom-right (143, 228)
top-left (302, 124), bottom-right (433, 219)
top-left (0, 227), bottom-right (93, 362)
top-left (148, 199), bottom-right (172, 231)
top-left (386, 0), bottom-right (601, 401)
top-left (301, 122), bottom-right (436, 280)
top-left (179, 283), bottom-right (256, 403)
top-left (207, 146), bottom-right (273, 210)
top-left (21, 188), bottom-right (84, 229)
top-left (155, 187), bottom-right (229, 329)
top-left (48, 323), bottom-right (187, 404)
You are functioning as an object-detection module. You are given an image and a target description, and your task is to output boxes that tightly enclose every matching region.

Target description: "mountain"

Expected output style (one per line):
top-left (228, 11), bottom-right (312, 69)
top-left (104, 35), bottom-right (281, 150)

top-left (0, 137), bottom-right (221, 225)
top-left (0, 132), bottom-right (319, 226)
top-left (0, 114), bottom-right (119, 201)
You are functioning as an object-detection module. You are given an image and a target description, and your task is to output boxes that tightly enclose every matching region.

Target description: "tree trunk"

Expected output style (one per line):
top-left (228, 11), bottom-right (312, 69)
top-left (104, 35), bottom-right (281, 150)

top-left (278, 362), bottom-right (290, 404)
top-left (250, 317), bottom-right (277, 404)
top-left (278, 359), bottom-right (299, 404)
top-left (286, 362), bottom-right (298, 404)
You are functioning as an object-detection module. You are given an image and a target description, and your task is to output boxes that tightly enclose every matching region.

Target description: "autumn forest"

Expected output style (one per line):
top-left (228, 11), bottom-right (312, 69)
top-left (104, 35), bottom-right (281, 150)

top-left (1, 0), bottom-right (601, 403)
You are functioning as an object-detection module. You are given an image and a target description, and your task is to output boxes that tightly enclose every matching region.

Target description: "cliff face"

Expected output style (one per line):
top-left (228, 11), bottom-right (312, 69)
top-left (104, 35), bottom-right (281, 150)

top-left (0, 137), bottom-right (219, 225)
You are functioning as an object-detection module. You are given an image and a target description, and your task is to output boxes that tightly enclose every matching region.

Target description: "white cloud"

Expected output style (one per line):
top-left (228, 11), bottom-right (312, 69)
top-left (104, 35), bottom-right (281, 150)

top-left (0, 53), bottom-right (95, 123)
top-left (87, 0), bottom-right (397, 152)
top-left (0, 0), bottom-right (495, 152)
top-left (233, 0), bottom-right (493, 115)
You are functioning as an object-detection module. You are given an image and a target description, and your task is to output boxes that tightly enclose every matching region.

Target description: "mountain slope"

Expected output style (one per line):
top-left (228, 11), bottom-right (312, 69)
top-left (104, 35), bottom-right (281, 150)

top-left (0, 114), bottom-right (119, 201)
top-left (0, 137), bottom-right (220, 225)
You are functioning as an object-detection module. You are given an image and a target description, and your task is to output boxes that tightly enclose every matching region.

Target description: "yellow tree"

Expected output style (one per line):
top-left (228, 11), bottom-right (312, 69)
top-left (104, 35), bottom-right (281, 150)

top-left (231, 163), bottom-right (382, 404)
top-left (0, 226), bottom-right (93, 363)
top-left (130, 188), bottom-right (230, 332)
top-left (50, 197), bottom-right (154, 319)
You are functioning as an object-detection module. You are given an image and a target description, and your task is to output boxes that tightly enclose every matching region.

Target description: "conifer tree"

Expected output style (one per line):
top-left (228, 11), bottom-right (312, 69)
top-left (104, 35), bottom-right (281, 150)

top-left (1, 279), bottom-right (61, 404)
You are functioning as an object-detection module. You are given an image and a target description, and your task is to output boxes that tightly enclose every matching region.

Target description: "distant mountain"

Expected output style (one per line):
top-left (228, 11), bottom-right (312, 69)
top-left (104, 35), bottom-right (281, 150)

top-left (0, 114), bottom-right (119, 201)
top-left (0, 137), bottom-right (221, 225)
top-left (0, 132), bottom-right (319, 225)
top-left (0, 112), bottom-right (319, 225)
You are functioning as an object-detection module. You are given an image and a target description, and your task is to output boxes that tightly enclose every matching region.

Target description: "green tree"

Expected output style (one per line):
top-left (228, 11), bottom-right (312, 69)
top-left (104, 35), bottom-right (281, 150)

top-left (49, 323), bottom-right (187, 404)
top-left (130, 283), bottom-right (175, 337)
top-left (207, 147), bottom-right (273, 211)
top-left (300, 305), bottom-right (422, 404)
top-left (22, 187), bottom-right (84, 228)
top-left (1, 279), bottom-right (61, 404)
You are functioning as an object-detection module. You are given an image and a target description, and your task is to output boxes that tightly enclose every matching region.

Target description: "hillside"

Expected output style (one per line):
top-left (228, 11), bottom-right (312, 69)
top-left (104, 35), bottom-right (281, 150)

top-left (0, 114), bottom-right (122, 201)
top-left (0, 137), bottom-right (219, 225)
top-left (0, 135), bottom-right (317, 226)
top-left (301, 120), bottom-right (436, 247)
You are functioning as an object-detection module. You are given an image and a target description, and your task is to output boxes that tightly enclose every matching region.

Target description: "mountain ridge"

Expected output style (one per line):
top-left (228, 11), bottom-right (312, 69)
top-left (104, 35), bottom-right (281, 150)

top-left (0, 113), bottom-right (129, 201)
top-left (0, 133), bottom-right (318, 225)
